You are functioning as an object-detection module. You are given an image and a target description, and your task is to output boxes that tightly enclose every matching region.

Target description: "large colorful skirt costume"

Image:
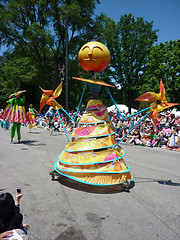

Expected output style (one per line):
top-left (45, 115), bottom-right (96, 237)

top-left (54, 99), bottom-right (133, 186)
top-left (1, 99), bottom-right (26, 124)
top-left (1, 96), bottom-right (27, 141)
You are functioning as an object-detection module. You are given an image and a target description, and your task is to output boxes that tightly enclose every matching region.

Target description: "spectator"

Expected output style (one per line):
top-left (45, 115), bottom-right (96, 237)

top-left (0, 231), bottom-right (14, 239)
top-left (162, 123), bottom-right (171, 141)
top-left (160, 114), bottom-right (167, 130)
top-left (0, 229), bottom-right (28, 240)
top-left (113, 119), bottom-right (121, 133)
top-left (174, 115), bottom-right (180, 127)
top-left (148, 129), bottom-right (158, 147)
top-left (129, 127), bottom-right (142, 145)
top-left (129, 117), bottom-right (134, 130)
top-left (45, 107), bottom-right (55, 121)
top-left (156, 132), bottom-right (167, 147)
top-left (145, 118), bottom-right (151, 127)
top-left (0, 192), bottom-right (29, 236)
top-left (115, 129), bottom-right (123, 141)
top-left (177, 126), bottom-right (180, 146)
top-left (167, 128), bottom-right (179, 149)
top-left (169, 113), bottom-right (175, 127)
top-left (116, 111), bottom-right (120, 120)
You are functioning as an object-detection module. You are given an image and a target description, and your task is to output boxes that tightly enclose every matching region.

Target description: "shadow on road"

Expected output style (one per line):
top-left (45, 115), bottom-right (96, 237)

top-left (52, 174), bottom-right (135, 194)
top-left (13, 140), bottom-right (46, 146)
top-left (0, 188), bottom-right (6, 192)
top-left (157, 179), bottom-right (180, 186)
top-left (27, 131), bottom-right (41, 134)
top-left (134, 177), bottom-right (180, 186)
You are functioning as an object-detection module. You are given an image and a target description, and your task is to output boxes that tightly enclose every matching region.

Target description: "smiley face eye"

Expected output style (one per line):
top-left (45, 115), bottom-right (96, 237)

top-left (156, 100), bottom-right (161, 104)
top-left (82, 46), bottom-right (90, 51)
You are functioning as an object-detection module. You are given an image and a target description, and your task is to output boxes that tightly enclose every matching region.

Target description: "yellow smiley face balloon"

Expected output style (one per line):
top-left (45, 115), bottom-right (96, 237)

top-left (78, 41), bottom-right (110, 73)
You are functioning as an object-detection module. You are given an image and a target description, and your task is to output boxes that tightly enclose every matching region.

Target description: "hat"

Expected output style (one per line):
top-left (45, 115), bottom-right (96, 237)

top-left (9, 90), bottom-right (26, 98)
top-left (165, 123), bottom-right (169, 127)
top-left (145, 118), bottom-right (150, 121)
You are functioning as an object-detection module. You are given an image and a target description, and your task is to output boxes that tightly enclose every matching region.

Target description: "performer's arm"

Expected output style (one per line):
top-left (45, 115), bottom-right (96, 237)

top-left (8, 98), bottom-right (15, 105)
top-left (19, 96), bottom-right (25, 105)
top-left (34, 108), bottom-right (38, 114)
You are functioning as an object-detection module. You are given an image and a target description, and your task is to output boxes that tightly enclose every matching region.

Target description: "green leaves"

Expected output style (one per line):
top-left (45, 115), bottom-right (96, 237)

top-left (144, 40), bottom-right (180, 103)
top-left (0, 2), bottom-right (179, 111)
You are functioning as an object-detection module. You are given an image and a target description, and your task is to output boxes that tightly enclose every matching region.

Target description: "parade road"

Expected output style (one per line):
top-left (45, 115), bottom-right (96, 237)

top-left (0, 126), bottom-right (180, 240)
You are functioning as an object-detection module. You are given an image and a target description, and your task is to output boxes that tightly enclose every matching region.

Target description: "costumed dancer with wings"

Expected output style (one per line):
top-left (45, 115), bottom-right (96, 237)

top-left (0, 90), bottom-right (27, 143)
top-left (26, 104), bottom-right (38, 132)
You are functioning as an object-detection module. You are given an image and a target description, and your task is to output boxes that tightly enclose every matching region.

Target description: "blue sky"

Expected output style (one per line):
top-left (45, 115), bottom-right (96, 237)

top-left (1, 0), bottom-right (179, 55)
top-left (95, 0), bottom-right (180, 44)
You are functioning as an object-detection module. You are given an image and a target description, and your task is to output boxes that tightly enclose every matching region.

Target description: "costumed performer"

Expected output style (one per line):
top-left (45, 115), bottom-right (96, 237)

top-left (26, 104), bottom-right (38, 132)
top-left (0, 90), bottom-right (26, 143)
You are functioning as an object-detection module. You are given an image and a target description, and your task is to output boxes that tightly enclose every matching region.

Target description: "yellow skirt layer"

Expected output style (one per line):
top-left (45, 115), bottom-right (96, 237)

top-left (72, 122), bottom-right (115, 138)
top-left (79, 107), bottom-right (109, 124)
top-left (60, 147), bottom-right (124, 165)
top-left (65, 135), bottom-right (117, 152)
top-left (56, 159), bottom-right (129, 173)
top-left (54, 167), bottom-right (133, 185)
top-left (86, 99), bottom-right (105, 110)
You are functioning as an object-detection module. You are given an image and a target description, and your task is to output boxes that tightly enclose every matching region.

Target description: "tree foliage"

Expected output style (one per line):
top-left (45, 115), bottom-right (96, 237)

top-left (141, 40), bottom-right (180, 105)
top-left (0, 2), bottom-right (179, 113)
top-left (0, 0), bottom-right (99, 109)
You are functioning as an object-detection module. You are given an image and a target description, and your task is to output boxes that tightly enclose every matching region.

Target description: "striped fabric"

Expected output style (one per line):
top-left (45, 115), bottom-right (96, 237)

top-left (1, 104), bottom-right (27, 123)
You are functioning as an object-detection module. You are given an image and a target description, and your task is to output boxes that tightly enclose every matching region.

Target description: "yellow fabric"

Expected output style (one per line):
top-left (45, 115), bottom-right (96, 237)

top-left (65, 135), bottom-right (116, 152)
top-left (79, 107), bottom-right (109, 124)
top-left (46, 99), bottom-right (63, 110)
top-left (52, 82), bottom-right (63, 97)
top-left (86, 99), bottom-right (104, 109)
top-left (54, 98), bottom-right (133, 186)
top-left (136, 80), bottom-right (180, 124)
top-left (39, 87), bottom-right (53, 96)
top-left (58, 171), bottom-right (133, 185)
top-left (60, 147), bottom-right (124, 164)
top-left (56, 159), bottom-right (128, 173)
top-left (72, 77), bottom-right (115, 87)
top-left (40, 93), bottom-right (49, 102)
top-left (39, 82), bottom-right (63, 112)
top-left (150, 102), bottom-right (167, 112)
top-left (72, 122), bottom-right (115, 138)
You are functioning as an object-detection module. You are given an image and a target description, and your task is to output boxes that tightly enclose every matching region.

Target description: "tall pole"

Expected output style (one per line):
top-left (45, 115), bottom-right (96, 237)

top-left (65, 14), bottom-right (69, 113)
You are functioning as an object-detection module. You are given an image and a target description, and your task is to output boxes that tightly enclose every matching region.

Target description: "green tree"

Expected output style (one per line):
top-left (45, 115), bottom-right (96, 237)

top-left (0, 0), bottom-right (100, 109)
top-left (142, 40), bottom-right (180, 105)
top-left (0, 54), bottom-right (39, 108)
top-left (93, 14), bottom-right (158, 112)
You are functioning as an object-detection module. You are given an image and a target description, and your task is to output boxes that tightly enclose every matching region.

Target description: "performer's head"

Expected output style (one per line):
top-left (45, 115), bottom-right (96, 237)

top-left (16, 94), bottom-right (20, 99)
top-left (29, 104), bottom-right (33, 108)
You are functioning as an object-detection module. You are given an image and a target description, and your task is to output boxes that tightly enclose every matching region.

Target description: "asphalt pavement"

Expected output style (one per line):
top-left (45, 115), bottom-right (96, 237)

top-left (0, 125), bottom-right (180, 240)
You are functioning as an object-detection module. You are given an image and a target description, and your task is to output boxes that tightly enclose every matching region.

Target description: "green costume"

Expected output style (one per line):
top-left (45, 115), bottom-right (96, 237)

top-left (0, 90), bottom-right (26, 142)
top-left (11, 122), bottom-right (21, 140)
top-left (8, 97), bottom-right (26, 141)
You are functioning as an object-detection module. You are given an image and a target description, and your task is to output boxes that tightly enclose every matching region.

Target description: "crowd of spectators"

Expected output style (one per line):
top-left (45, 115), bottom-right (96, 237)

top-left (34, 107), bottom-right (81, 135)
top-left (110, 110), bottom-right (180, 150)
top-left (34, 107), bottom-right (180, 150)
top-left (1, 106), bottom-right (180, 150)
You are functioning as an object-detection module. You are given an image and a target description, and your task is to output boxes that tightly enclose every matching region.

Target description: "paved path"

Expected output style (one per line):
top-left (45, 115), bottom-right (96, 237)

top-left (0, 126), bottom-right (180, 240)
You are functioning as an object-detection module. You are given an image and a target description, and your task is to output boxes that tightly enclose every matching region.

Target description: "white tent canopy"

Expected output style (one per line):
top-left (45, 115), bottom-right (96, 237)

top-left (171, 108), bottom-right (180, 117)
top-left (107, 104), bottom-right (137, 113)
